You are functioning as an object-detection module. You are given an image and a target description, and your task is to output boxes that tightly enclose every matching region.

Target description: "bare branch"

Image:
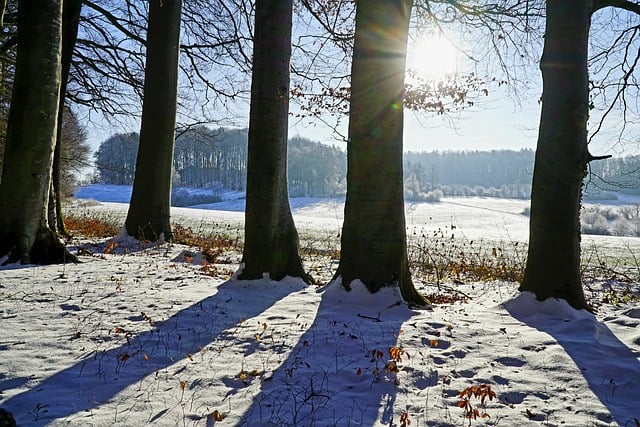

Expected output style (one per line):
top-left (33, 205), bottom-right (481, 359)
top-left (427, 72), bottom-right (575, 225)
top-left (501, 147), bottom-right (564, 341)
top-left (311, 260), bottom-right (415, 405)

top-left (594, 0), bottom-right (640, 15)
top-left (82, 0), bottom-right (146, 45)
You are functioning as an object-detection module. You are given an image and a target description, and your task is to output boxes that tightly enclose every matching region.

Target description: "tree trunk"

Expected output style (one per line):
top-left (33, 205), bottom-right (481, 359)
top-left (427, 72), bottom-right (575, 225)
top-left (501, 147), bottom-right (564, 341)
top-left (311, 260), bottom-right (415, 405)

top-left (239, 0), bottom-right (309, 283)
top-left (335, 0), bottom-right (427, 306)
top-left (125, 0), bottom-right (182, 241)
top-left (50, 0), bottom-right (83, 237)
top-left (0, 0), bottom-right (74, 264)
top-left (520, 0), bottom-right (592, 310)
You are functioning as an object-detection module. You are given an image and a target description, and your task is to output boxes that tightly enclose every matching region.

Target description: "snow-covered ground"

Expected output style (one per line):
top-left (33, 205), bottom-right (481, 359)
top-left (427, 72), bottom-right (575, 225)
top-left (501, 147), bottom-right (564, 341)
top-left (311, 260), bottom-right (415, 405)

top-left (0, 185), bottom-right (639, 426)
top-left (71, 184), bottom-right (640, 266)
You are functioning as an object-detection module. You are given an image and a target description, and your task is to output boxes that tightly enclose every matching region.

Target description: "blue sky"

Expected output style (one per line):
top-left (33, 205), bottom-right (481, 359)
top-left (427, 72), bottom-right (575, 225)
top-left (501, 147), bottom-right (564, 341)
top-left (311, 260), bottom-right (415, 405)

top-left (83, 6), bottom-right (640, 158)
top-left (288, 85), bottom-right (543, 153)
top-left (87, 80), bottom-right (638, 157)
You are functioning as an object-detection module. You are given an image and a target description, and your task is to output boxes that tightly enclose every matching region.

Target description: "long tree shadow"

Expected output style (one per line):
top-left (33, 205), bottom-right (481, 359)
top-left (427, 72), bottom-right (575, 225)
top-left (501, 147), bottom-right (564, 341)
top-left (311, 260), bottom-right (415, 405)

top-left (505, 292), bottom-right (640, 426)
top-left (236, 281), bottom-right (416, 426)
top-left (0, 277), bottom-right (306, 426)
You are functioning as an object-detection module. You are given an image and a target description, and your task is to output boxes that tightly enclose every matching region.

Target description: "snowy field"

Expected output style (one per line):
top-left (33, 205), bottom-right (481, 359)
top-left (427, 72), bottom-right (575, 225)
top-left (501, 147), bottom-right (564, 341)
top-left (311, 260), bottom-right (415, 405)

top-left (1, 187), bottom-right (640, 426)
top-left (71, 184), bottom-right (640, 267)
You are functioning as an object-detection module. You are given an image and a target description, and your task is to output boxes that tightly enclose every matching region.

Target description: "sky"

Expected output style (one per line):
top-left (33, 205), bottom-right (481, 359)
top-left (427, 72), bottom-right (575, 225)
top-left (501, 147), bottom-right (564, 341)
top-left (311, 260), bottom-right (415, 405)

top-left (287, 30), bottom-right (546, 153)
top-left (289, 88), bottom-right (543, 153)
top-left (85, 78), bottom-right (545, 156)
top-left (84, 69), bottom-right (639, 160)
top-left (82, 8), bottom-right (640, 159)
top-left (83, 23), bottom-right (548, 156)
top-left (88, 80), bottom-right (639, 158)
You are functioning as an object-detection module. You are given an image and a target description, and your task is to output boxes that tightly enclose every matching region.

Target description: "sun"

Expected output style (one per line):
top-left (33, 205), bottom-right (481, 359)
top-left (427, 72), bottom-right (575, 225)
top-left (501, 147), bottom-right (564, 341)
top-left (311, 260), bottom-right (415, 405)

top-left (407, 35), bottom-right (458, 80)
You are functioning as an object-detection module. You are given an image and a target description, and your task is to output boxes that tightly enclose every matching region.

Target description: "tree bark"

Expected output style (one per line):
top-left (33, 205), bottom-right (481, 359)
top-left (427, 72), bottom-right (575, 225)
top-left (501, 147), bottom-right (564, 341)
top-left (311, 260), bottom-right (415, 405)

top-left (125, 0), bottom-right (182, 241)
top-left (50, 0), bottom-right (83, 236)
top-left (239, 0), bottom-right (310, 283)
top-left (334, 0), bottom-right (427, 306)
top-left (0, 0), bottom-right (74, 264)
top-left (520, 0), bottom-right (592, 310)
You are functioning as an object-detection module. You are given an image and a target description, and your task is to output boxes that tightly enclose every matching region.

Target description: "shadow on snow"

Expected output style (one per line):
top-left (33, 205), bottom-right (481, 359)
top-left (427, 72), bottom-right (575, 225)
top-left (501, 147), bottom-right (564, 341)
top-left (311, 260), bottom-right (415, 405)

top-left (506, 297), bottom-right (640, 426)
top-left (0, 277), bottom-right (306, 426)
top-left (236, 280), bottom-right (415, 426)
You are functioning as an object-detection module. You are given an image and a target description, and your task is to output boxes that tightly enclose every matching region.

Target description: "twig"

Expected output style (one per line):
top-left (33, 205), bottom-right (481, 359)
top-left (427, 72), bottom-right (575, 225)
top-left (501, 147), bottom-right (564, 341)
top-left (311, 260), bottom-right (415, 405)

top-left (356, 313), bottom-right (381, 322)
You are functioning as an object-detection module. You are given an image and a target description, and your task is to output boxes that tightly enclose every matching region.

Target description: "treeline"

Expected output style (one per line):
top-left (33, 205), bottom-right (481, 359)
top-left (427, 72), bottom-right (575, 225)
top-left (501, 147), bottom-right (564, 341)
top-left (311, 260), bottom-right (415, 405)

top-left (95, 127), bottom-right (347, 197)
top-left (404, 149), bottom-right (535, 200)
top-left (585, 156), bottom-right (640, 199)
top-left (405, 150), bottom-right (640, 200)
top-left (96, 133), bottom-right (640, 200)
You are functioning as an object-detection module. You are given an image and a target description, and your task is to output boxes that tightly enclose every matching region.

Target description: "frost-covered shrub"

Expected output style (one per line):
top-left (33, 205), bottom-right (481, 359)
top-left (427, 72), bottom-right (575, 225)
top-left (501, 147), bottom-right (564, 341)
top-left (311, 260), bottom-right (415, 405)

top-left (600, 207), bottom-right (620, 221)
top-left (171, 188), bottom-right (222, 207)
top-left (611, 218), bottom-right (633, 237)
top-left (405, 189), bottom-right (442, 202)
top-left (581, 209), bottom-right (611, 235)
top-left (580, 204), bottom-right (640, 236)
top-left (422, 189), bottom-right (443, 202)
top-left (620, 205), bottom-right (640, 221)
top-left (612, 213), bottom-right (640, 237)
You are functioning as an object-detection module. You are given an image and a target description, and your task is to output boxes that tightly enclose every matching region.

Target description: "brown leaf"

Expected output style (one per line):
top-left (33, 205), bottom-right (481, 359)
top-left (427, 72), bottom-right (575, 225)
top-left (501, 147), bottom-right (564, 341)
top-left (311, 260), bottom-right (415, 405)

top-left (211, 410), bottom-right (223, 421)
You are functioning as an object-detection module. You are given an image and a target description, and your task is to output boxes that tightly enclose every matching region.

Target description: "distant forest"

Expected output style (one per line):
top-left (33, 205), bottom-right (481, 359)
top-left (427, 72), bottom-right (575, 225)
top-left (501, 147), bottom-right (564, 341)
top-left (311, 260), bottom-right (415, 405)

top-left (95, 127), bottom-right (347, 198)
top-left (95, 127), bottom-right (640, 200)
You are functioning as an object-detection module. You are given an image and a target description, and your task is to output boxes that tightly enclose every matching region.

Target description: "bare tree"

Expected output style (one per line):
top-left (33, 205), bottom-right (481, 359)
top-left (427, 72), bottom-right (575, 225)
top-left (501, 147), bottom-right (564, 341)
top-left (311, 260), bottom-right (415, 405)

top-left (333, 0), bottom-right (427, 306)
top-left (239, 0), bottom-right (310, 283)
top-left (50, 0), bottom-right (83, 236)
top-left (124, 0), bottom-right (182, 242)
top-left (70, 0), bottom-right (251, 131)
top-left (0, 0), bottom-right (74, 264)
top-left (521, 0), bottom-right (640, 310)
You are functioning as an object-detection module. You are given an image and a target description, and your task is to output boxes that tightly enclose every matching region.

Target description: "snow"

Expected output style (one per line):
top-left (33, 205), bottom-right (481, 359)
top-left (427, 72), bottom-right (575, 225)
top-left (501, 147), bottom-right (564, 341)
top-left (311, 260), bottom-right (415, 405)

top-left (74, 184), bottom-right (134, 204)
top-left (1, 186), bottom-right (639, 426)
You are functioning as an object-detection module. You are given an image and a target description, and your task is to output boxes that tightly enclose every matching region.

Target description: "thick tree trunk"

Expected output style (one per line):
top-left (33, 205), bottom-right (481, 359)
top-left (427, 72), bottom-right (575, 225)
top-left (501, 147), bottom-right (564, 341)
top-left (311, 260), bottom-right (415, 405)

top-left (0, 0), bottom-right (74, 264)
top-left (520, 0), bottom-right (592, 310)
top-left (50, 0), bottom-right (83, 236)
top-left (335, 0), bottom-right (427, 306)
top-left (239, 0), bottom-right (309, 283)
top-left (125, 0), bottom-right (182, 241)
